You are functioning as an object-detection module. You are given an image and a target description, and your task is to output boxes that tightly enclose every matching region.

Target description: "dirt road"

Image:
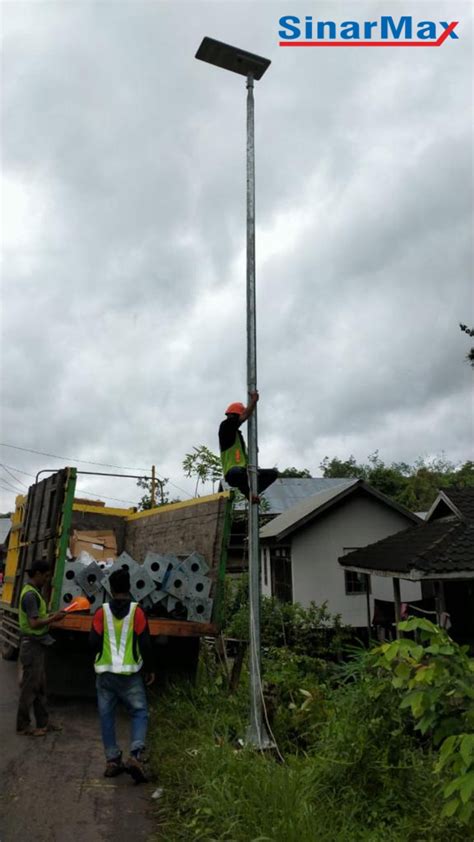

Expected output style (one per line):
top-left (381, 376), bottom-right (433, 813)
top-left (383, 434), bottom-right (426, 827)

top-left (0, 657), bottom-right (158, 842)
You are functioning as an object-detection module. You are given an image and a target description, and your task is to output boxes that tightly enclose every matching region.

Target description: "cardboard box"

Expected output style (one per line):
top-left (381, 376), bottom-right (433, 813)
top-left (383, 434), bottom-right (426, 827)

top-left (69, 530), bottom-right (117, 562)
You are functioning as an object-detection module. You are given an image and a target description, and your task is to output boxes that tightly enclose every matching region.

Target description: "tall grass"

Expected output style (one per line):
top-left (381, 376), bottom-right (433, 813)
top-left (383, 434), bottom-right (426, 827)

top-left (148, 663), bottom-right (470, 842)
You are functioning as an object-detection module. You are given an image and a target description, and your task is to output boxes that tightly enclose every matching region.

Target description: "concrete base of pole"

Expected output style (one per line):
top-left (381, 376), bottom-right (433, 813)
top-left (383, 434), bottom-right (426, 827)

top-left (244, 721), bottom-right (275, 750)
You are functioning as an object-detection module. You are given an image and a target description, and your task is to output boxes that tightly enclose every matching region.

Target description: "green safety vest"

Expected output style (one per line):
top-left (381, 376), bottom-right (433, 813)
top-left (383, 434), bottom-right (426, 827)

top-left (94, 603), bottom-right (143, 675)
top-left (221, 430), bottom-right (247, 476)
top-left (19, 584), bottom-right (49, 637)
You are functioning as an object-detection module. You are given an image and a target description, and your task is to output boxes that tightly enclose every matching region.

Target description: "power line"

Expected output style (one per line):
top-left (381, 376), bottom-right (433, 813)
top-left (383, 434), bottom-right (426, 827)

top-left (0, 482), bottom-right (20, 496)
top-left (0, 464), bottom-right (29, 489)
top-left (0, 463), bottom-right (34, 478)
top-left (75, 488), bottom-right (138, 506)
top-left (1, 461), bottom-right (137, 505)
top-left (1, 460), bottom-right (146, 506)
top-left (0, 474), bottom-right (24, 494)
top-left (1, 464), bottom-right (136, 504)
top-left (0, 442), bottom-right (190, 498)
top-left (0, 441), bottom-right (148, 471)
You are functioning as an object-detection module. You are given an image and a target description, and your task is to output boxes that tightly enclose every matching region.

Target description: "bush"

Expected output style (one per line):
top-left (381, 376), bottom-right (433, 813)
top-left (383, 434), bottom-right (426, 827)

top-left (223, 575), bottom-right (349, 659)
top-left (149, 631), bottom-right (473, 841)
top-left (371, 617), bottom-right (474, 825)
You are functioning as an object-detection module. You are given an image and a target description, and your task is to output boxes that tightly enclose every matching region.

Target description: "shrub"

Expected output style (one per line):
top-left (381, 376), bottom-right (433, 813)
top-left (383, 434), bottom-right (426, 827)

top-left (370, 617), bottom-right (474, 826)
top-left (223, 576), bottom-right (349, 659)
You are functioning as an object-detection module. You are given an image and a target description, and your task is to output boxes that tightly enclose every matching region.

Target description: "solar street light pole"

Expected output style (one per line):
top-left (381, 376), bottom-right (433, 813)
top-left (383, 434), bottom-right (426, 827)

top-left (195, 38), bottom-right (271, 748)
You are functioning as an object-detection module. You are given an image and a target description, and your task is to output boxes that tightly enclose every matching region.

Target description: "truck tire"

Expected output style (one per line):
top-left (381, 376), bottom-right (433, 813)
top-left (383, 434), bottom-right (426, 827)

top-left (1, 641), bottom-right (19, 661)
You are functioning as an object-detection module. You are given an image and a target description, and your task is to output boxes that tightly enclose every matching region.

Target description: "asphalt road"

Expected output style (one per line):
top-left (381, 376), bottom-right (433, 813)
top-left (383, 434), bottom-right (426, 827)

top-left (0, 656), bottom-right (158, 842)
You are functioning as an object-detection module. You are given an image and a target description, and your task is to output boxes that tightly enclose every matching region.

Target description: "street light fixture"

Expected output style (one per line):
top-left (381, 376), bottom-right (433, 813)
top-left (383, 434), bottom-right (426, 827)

top-left (195, 37), bottom-right (271, 749)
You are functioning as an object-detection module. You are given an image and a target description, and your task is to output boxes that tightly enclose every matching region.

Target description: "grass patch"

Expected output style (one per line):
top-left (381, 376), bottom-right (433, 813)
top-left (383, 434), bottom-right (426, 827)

top-left (149, 664), bottom-right (471, 842)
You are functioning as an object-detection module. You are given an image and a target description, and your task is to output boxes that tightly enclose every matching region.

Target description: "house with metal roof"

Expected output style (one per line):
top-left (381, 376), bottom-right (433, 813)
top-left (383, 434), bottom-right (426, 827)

top-left (259, 479), bottom-right (421, 628)
top-left (223, 477), bottom-right (353, 573)
top-left (339, 486), bottom-right (474, 641)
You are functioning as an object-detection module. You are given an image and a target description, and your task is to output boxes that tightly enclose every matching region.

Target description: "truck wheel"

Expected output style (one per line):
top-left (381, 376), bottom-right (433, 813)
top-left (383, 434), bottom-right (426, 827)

top-left (1, 641), bottom-right (19, 661)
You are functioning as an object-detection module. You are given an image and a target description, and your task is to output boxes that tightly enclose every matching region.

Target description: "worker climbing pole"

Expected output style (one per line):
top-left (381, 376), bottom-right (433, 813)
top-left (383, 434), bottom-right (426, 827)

top-left (196, 37), bottom-right (272, 749)
top-left (245, 69), bottom-right (268, 748)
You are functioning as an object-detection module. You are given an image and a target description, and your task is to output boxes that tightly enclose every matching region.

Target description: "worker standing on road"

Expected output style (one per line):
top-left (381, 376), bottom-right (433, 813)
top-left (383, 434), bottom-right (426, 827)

top-left (90, 568), bottom-right (155, 783)
top-left (219, 390), bottom-right (278, 501)
top-left (16, 560), bottom-right (65, 736)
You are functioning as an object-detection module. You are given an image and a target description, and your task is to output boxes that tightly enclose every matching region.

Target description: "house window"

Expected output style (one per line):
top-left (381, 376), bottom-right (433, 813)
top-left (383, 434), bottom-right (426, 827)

top-left (270, 547), bottom-right (293, 603)
top-left (344, 570), bottom-right (370, 595)
top-left (342, 548), bottom-right (370, 595)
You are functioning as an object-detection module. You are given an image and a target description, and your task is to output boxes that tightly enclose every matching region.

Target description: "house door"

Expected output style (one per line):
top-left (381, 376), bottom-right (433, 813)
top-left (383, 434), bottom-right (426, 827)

top-left (270, 547), bottom-right (293, 603)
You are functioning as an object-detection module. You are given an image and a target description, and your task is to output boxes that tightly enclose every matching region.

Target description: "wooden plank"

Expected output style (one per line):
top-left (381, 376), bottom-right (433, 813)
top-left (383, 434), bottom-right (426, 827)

top-left (148, 618), bottom-right (217, 637)
top-left (52, 614), bottom-right (217, 637)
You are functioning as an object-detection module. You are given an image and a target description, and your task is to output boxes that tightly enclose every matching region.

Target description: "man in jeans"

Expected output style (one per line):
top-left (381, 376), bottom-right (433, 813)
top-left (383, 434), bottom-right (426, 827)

top-left (90, 568), bottom-right (155, 782)
top-left (16, 561), bottom-right (65, 736)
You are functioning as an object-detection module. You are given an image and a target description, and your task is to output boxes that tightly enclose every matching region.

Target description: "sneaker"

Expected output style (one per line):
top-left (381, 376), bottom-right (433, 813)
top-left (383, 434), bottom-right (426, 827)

top-left (16, 727), bottom-right (47, 737)
top-left (46, 721), bottom-right (63, 733)
top-left (125, 753), bottom-right (149, 784)
top-left (104, 756), bottom-right (125, 778)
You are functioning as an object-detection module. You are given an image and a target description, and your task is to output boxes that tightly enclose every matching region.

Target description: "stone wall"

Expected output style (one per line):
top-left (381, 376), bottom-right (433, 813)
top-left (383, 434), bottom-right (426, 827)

top-left (124, 497), bottom-right (229, 591)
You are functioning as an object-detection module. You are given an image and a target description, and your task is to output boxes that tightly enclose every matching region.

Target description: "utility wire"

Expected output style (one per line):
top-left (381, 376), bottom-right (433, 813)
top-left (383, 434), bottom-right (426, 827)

top-left (1, 461), bottom-right (137, 506)
top-left (1, 464), bottom-right (29, 489)
top-left (0, 463), bottom-right (34, 477)
top-left (0, 442), bottom-right (190, 497)
top-left (75, 488), bottom-right (138, 506)
top-left (0, 482), bottom-right (21, 496)
top-left (0, 474), bottom-right (24, 494)
top-left (0, 441), bottom-right (148, 471)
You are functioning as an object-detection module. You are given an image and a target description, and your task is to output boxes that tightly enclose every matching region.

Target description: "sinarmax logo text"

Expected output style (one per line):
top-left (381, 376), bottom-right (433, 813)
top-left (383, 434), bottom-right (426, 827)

top-left (278, 16), bottom-right (459, 47)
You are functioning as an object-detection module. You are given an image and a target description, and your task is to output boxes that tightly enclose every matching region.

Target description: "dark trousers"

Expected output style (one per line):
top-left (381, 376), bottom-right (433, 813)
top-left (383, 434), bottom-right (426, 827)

top-left (16, 639), bottom-right (49, 732)
top-left (225, 467), bottom-right (278, 500)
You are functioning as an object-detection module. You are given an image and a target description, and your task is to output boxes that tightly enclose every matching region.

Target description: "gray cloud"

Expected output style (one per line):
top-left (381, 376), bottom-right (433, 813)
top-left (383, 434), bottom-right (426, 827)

top-left (1, 0), bottom-right (472, 511)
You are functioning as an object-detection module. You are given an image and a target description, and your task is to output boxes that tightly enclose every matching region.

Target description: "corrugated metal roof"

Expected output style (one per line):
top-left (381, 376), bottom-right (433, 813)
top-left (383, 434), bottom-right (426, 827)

top-left (260, 477), bottom-right (355, 514)
top-left (0, 517), bottom-right (12, 545)
top-left (220, 476), bottom-right (354, 514)
top-left (260, 479), bottom-right (359, 539)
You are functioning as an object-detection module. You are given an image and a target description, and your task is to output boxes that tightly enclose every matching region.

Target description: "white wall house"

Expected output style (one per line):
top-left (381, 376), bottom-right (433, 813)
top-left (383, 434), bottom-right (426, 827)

top-left (260, 479), bottom-right (422, 628)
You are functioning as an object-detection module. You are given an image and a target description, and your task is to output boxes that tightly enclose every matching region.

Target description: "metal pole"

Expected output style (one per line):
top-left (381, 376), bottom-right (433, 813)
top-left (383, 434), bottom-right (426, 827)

top-left (245, 72), bottom-right (268, 748)
top-left (393, 577), bottom-right (402, 639)
top-left (365, 574), bottom-right (372, 643)
top-left (151, 465), bottom-right (156, 507)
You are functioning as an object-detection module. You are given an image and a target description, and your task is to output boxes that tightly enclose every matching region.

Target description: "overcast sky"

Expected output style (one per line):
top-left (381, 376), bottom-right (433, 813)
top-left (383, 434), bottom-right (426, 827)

top-left (1, 0), bottom-right (472, 512)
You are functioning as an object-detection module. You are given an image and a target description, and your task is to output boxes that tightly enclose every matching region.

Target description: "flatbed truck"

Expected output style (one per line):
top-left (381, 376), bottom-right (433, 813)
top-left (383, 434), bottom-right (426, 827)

top-left (0, 468), bottom-right (233, 689)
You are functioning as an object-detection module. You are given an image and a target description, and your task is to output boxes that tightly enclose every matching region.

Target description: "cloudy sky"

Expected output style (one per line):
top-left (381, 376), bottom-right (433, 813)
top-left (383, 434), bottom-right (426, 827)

top-left (1, 0), bottom-right (472, 512)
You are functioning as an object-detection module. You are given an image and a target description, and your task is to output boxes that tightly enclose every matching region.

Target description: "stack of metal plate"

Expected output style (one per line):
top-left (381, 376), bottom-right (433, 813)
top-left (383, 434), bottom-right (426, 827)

top-left (60, 548), bottom-right (214, 622)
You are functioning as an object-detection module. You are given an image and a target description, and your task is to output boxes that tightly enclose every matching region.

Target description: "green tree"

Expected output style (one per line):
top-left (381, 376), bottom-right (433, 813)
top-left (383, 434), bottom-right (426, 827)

top-left (278, 466), bottom-right (312, 478)
top-left (182, 445), bottom-right (222, 496)
top-left (460, 323), bottom-right (474, 367)
top-left (319, 455), bottom-right (367, 479)
top-left (320, 452), bottom-right (474, 512)
top-left (136, 475), bottom-right (180, 511)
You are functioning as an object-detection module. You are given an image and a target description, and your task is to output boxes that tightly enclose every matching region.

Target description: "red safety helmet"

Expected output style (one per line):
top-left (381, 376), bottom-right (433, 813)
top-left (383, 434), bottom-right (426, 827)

top-left (225, 402), bottom-right (245, 416)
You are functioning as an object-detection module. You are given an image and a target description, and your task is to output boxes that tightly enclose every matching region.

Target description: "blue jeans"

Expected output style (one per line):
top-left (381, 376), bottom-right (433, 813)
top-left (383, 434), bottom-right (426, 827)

top-left (96, 672), bottom-right (148, 761)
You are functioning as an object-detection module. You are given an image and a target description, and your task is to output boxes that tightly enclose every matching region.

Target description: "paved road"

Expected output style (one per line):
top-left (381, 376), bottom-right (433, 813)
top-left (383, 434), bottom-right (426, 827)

top-left (0, 657), bottom-right (158, 842)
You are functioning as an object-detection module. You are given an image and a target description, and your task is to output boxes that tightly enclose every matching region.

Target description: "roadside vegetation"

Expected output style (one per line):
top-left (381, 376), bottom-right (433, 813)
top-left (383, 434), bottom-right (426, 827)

top-left (149, 596), bottom-right (474, 842)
